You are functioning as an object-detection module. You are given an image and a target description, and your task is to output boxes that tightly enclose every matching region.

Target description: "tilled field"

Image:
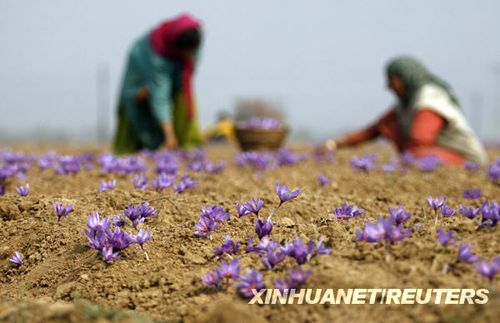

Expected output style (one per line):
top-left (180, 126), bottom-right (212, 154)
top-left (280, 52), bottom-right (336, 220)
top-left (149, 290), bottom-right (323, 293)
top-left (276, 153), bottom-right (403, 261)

top-left (0, 143), bottom-right (499, 323)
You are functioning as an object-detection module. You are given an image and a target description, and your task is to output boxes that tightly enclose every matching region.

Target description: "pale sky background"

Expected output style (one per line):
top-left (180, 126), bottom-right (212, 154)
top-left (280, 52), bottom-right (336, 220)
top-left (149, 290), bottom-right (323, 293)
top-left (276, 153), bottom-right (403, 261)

top-left (1, 0), bottom-right (500, 143)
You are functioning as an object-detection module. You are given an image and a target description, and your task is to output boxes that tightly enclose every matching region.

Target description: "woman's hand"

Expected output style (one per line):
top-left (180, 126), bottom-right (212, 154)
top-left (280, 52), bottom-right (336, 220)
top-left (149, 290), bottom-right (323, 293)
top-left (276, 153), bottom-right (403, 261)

top-left (162, 121), bottom-right (178, 150)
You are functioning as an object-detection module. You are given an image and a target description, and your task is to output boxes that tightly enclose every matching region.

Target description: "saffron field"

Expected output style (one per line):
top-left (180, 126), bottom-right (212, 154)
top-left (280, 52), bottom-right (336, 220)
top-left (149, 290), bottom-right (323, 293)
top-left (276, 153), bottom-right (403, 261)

top-left (0, 143), bottom-right (499, 322)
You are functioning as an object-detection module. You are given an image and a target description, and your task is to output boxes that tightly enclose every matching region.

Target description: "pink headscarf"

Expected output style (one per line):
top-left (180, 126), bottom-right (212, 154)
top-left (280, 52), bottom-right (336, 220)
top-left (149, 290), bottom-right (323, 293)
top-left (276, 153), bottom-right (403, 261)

top-left (150, 14), bottom-right (201, 120)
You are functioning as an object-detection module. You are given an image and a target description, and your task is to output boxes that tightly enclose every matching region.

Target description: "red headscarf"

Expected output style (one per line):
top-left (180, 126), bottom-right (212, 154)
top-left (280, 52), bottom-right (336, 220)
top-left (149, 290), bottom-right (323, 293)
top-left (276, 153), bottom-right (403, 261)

top-left (150, 14), bottom-right (201, 120)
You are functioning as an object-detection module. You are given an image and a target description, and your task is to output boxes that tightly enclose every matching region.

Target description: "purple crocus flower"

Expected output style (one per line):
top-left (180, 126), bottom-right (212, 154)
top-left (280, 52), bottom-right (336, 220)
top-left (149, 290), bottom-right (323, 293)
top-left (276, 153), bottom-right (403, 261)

top-left (152, 173), bottom-right (174, 191)
top-left (52, 201), bottom-right (74, 223)
top-left (437, 229), bottom-right (454, 246)
top-left (415, 155), bottom-right (442, 172)
top-left (173, 175), bottom-right (197, 193)
top-left (15, 184), bottom-right (30, 197)
top-left (102, 247), bottom-right (120, 262)
top-left (440, 205), bottom-right (456, 217)
top-left (480, 200), bottom-right (500, 227)
top-left (132, 229), bottom-right (151, 245)
top-left (204, 161), bottom-right (226, 174)
top-left (463, 188), bottom-right (482, 200)
top-left (107, 227), bottom-right (133, 250)
top-left (285, 237), bottom-right (315, 265)
top-left (261, 245), bottom-right (286, 269)
top-left (474, 258), bottom-right (500, 281)
top-left (218, 258), bottom-right (240, 280)
top-left (237, 269), bottom-right (265, 298)
top-left (333, 202), bottom-right (365, 220)
top-left (8, 251), bottom-right (23, 266)
top-left (274, 278), bottom-right (294, 293)
top-left (240, 117), bottom-right (282, 130)
top-left (316, 237), bottom-right (332, 255)
top-left (132, 174), bottom-right (148, 190)
top-left (317, 174), bottom-right (331, 186)
top-left (236, 202), bottom-right (252, 218)
top-left (459, 205), bottom-right (481, 219)
top-left (275, 181), bottom-right (300, 205)
top-left (289, 268), bottom-right (312, 287)
top-left (201, 205), bottom-right (230, 222)
top-left (194, 216), bottom-right (218, 238)
top-left (464, 161), bottom-right (479, 171)
top-left (388, 206), bottom-right (411, 225)
top-left (255, 218), bottom-right (273, 239)
top-left (457, 244), bottom-right (480, 263)
top-left (356, 218), bottom-right (411, 244)
top-left (86, 211), bottom-right (110, 232)
top-left (98, 179), bottom-right (116, 193)
top-left (356, 219), bottom-right (387, 243)
top-left (350, 154), bottom-right (377, 172)
top-left (427, 196), bottom-right (447, 211)
top-left (487, 159), bottom-right (500, 182)
top-left (244, 198), bottom-right (264, 216)
top-left (201, 270), bottom-right (222, 287)
top-left (214, 235), bottom-right (240, 257)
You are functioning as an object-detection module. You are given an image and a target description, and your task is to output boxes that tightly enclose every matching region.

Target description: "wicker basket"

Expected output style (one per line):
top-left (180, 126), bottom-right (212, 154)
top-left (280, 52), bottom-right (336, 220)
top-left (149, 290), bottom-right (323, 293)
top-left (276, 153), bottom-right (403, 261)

top-left (234, 126), bottom-right (289, 151)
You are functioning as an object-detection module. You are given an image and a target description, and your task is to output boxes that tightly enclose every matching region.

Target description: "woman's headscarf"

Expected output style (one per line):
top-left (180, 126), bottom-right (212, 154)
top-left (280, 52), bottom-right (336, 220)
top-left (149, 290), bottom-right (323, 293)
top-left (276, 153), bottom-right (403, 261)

top-left (150, 14), bottom-right (202, 120)
top-left (386, 56), bottom-right (459, 108)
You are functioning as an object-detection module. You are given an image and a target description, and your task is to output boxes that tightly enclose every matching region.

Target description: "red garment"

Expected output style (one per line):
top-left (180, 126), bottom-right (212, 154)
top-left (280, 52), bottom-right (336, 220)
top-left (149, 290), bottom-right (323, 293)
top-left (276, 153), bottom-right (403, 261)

top-left (150, 14), bottom-right (201, 120)
top-left (343, 109), bottom-right (464, 165)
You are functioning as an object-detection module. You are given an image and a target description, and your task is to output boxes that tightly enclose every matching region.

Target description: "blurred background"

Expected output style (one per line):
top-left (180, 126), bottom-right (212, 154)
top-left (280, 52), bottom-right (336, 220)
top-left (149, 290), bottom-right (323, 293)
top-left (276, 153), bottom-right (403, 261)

top-left (1, 0), bottom-right (499, 144)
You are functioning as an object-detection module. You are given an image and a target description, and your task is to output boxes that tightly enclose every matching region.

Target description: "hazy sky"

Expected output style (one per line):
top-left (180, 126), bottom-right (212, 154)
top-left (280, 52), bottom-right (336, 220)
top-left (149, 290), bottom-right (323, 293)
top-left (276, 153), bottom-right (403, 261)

top-left (1, 0), bottom-right (500, 142)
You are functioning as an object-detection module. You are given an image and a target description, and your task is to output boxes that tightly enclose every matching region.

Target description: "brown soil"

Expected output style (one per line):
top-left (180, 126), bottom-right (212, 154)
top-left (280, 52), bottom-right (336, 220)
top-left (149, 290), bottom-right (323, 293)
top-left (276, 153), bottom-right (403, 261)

top-left (0, 143), bottom-right (499, 323)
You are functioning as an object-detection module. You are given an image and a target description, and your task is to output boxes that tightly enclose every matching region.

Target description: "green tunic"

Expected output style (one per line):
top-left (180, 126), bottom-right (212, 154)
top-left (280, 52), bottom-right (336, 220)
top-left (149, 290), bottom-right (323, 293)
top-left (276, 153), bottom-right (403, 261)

top-left (112, 34), bottom-right (202, 155)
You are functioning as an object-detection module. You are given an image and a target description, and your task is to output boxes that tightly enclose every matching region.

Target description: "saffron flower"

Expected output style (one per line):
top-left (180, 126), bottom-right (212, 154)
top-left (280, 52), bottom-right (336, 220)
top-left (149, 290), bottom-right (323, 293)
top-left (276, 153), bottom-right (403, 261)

top-left (102, 247), bottom-right (120, 262)
top-left (260, 244), bottom-right (286, 269)
top-left (274, 278), bottom-right (294, 293)
top-left (356, 218), bottom-right (411, 244)
top-left (52, 201), bottom-right (74, 223)
top-left (427, 196), bottom-right (446, 211)
top-left (201, 205), bottom-right (230, 222)
top-left (15, 184), bottom-right (30, 197)
top-left (8, 251), bottom-right (23, 266)
top-left (240, 117), bottom-right (282, 130)
top-left (487, 159), bottom-right (500, 182)
top-left (237, 269), bottom-right (265, 298)
top-left (98, 179), bottom-right (116, 193)
top-left (236, 202), bottom-right (252, 218)
top-left (437, 229), bottom-right (454, 246)
top-left (350, 154), bottom-right (377, 172)
top-left (132, 174), bottom-right (148, 190)
top-left (464, 161), bottom-right (479, 171)
top-left (457, 244), bottom-right (480, 263)
top-left (388, 206), bottom-right (411, 225)
top-left (317, 174), bottom-right (331, 186)
top-left (131, 229), bottom-right (151, 260)
top-left (152, 173), bottom-right (174, 190)
top-left (480, 200), bottom-right (499, 227)
top-left (463, 188), bottom-right (482, 200)
top-left (86, 211), bottom-right (110, 232)
top-left (440, 205), bottom-right (456, 217)
top-left (255, 218), bottom-right (273, 239)
top-left (194, 216), bottom-right (218, 238)
top-left (123, 202), bottom-right (157, 228)
top-left (275, 182), bottom-right (300, 205)
top-left (333, 202), bottom-right (365, 220)
top-left (289, 268), bottom-right (312, 287)
top-left (474, 258), bottom-right (500, 281)
top-left (284, 237), bottom-right (315, 265)
top-left (459, 205), bottom-right (481, 219)
top-left (415, 155), bottom-right (442, 172)
top-left (218, 258), bottom-right (240, 281)
top-left (214, 236), bottom-right (240, 257)
top-left (244, 197), bottom-right (264, 216)
top-left (201, 270), bottom-right (222, 287)
top-left (173, 175), bottom-right (197, 193)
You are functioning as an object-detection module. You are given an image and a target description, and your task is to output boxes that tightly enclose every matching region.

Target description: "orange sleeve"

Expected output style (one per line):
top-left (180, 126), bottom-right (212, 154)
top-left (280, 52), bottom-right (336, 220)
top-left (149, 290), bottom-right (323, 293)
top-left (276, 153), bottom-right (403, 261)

top-left (342, 109), bottom-right (397, 146)
top-left (408, 109), bottom-right (445, 147)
